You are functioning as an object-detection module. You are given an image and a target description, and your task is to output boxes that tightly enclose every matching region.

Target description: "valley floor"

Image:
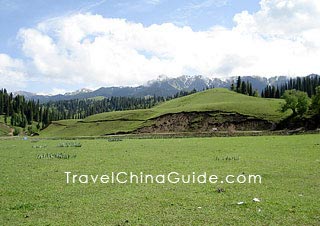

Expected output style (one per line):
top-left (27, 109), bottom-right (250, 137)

top-left (1, 134), bottom-right (319, 225)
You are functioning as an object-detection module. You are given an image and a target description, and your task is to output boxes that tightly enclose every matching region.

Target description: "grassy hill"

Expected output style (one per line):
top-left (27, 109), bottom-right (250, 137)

top-left (40, 88), bottom-right (289, 137)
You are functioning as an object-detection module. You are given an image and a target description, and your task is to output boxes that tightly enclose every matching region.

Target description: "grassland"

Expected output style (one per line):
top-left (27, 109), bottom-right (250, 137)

top-left (1, 134), bottom-right (319, 225)
top-left (41, 89), bottom-right (289, 137)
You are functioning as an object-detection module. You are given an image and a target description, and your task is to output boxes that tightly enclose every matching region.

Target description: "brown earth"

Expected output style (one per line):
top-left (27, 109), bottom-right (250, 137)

top-left (135, 111), bottom-right (274, 133)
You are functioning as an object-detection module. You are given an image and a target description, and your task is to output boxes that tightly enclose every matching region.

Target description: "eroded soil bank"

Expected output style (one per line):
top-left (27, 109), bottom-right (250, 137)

top-left (136, 111), bottom-right (275, 133)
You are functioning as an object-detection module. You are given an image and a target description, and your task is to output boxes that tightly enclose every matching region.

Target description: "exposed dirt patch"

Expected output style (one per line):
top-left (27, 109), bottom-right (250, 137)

top-left (135, 111), bottom-right (274, 133)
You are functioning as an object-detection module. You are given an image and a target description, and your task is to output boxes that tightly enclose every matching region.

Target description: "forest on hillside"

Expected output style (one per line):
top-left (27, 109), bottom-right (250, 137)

top-left (231, 75), bottom-right (320, 127)
top-left (0, 88), bottom-right (197, 134)
top-left (261, 75), bottom-right (320, 98)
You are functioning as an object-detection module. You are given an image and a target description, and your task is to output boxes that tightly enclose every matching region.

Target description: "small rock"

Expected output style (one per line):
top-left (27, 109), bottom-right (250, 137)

top-left (237, 201), bottom-right (244, 205)
top-left (253, 198), bottom-right (260, 202)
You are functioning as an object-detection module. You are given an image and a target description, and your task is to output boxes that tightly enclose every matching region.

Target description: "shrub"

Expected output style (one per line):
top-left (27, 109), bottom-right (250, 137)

top-left (13, 127), bottom-right (21, 136)
top-left (311, 86), bottom-right (320, 114)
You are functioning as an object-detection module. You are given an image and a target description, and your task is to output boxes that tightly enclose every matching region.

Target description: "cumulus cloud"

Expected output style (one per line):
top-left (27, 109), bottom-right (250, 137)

top-left (5, 0), bottom-right (320, 90)
top-left (0, 53), bottom-right (27, 90)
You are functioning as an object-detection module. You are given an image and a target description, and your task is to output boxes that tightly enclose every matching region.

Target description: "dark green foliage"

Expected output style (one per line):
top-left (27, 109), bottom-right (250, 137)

top-left (0, 88), bottom-right (197, 130)
top-left (262, 75), bottom-right (320, 99)
top-left (231, 76), bottom-right (255, 96)
top-left (27, 125), bottom-right (39, 136)
top-left (311, 86), bottom-right (320, 114)
top-left (236, 76), bottom-right (241, 93)
top-left (241, 81), bottom-right (247, 94)
top-left (0, 89), bottom-right (50, 128)
top-left (44, 89), bottom-right (196, 121)
top-left (13, 127), bottom-right (21, 136)
top-left (281, 90), bottom-right (310, 116)
top-left (262, 76), bottom-right (320, 120)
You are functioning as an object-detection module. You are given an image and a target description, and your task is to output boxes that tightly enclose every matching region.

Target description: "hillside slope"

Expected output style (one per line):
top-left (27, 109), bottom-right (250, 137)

top-left (40, 88), bottom-right (289, 137)
top-left (0, 116), bottom-right (11, 136)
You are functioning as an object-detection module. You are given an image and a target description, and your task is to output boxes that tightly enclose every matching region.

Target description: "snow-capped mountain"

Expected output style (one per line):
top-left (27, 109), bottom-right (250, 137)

top-left (65, 88), bottom-right (93, 96)
top-left (15, 74), bottom-right (315, 103)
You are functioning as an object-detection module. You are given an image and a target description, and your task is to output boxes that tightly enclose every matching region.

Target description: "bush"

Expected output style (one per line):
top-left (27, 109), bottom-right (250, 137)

top-left (27, 125), bottom-right (39, 136)
top-left (13, 127), bottom-right (21, 136)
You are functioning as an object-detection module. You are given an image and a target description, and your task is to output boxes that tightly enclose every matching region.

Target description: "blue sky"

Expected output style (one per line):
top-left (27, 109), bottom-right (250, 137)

top-left (0, 0), bottom-right (260, 58)
top-left (0, 0), bottom-right (319, 94)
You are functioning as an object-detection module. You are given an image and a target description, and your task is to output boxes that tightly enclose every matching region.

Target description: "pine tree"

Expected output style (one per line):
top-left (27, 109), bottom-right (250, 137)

top-left (241, 81), bottom-right (247, 94)
top-left (230, 83), bottom-right (235, 91)
top-left (275, 86), bottom-right (280, 98)
top-left (236, 76), bottom-right (241, 93)
top-left (248, 83), bottom-right (253, 96)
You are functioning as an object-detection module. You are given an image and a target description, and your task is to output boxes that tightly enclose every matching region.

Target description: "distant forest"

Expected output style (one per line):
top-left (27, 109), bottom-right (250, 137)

top-left (231, 75), bottom-right (320, 126)
top-left (231, 75), bottom-right (320, 99)
top-left (261, 75), bottom-right (320, 98)
top-left (0, 88), bottom-right (196, 131)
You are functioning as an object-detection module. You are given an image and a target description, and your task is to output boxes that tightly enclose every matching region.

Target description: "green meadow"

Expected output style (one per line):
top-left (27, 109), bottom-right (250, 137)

top-left (1, 134), bottom-right (319, 225)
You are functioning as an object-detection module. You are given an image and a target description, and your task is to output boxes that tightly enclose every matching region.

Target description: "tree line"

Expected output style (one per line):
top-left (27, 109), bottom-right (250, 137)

top-left (259, 75), bottom-right (320, 120)
top-left (229, 75), bottom-right (320, 118)
top-left (44, 89), bottom-right (197, 121)
top-left (0, 89), bottom-right (48, 129)
top-left (230, 76), bottom-right (259, 97)
top-left (261, 75), bottom-right (320, 98)
top-left (0, 88), bottom-right (198, 133)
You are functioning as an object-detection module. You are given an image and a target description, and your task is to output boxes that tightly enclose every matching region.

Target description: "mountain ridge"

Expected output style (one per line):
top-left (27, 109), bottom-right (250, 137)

top-left (16, 74), bottom-right (317, 103)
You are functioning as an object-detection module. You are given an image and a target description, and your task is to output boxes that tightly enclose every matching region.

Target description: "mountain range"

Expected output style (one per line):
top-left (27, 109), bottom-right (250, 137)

top-left (14, 75), bottom-right (313, 103)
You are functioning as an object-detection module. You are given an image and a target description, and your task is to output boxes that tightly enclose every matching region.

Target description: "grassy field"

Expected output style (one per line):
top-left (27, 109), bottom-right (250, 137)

top-left (41, 89), bottom-right (289, 137)
top-left (1, 134), bottom-right (319, 225)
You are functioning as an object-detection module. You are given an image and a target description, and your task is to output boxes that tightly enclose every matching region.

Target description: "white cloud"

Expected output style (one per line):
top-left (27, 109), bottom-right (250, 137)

top-left (0, 53), bottom-right (26, 90)
top-left (144, 0), bottom-right (162, 5)
top-left (234, 0), bottom-right (320, 38)
top-left (6, 0), bottom-right (320, 90)
top-left (189, 0), bottom-right (228, 9)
